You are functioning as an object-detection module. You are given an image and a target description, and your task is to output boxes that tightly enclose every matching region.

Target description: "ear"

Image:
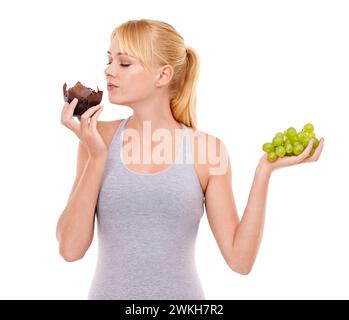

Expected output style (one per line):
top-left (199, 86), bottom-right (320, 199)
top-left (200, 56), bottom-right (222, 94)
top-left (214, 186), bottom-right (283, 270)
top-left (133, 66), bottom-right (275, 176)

top-left (154, 64), bottom-right (174, 88)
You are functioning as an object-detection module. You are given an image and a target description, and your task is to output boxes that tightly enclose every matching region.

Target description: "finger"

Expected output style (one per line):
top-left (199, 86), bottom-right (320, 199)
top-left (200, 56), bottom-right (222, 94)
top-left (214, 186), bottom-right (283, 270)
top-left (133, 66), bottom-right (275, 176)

top-left (295, 139), bottom-right (314, 164)
top-left (302, 138), bottom-right (325, 163)
top-left (262, 151), bottom-right (294, 168)
top-left (272, 140), bottom-right (314, 167)
top-left (80, 105), bottom-right (103, 132)
top-left (61, 99), bottom-right (79, 132)
top-left (60, 102), bottom-right (69, 123)
top-left (65, 98), bottom-right (79, 119)
top-left (90, 106), bottom-right (103, 130)
top-left (272, 154), bottom-right (299, 167)
top-left (260, 153), bottom-right (268, 162)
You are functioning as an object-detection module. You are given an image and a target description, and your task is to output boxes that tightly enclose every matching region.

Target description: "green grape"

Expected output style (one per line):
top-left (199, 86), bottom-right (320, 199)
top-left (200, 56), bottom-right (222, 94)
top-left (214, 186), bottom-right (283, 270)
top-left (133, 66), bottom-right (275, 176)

top-left (303, 132), bottom-right (311, 138)
top-left (286, 127), bottom-right (297, 139)
top-left (285, 142), bottom-right (293, 154)
top-left (293, 144), bottom-right (304, 155)
top-left (302, 135), bottom-right (311, 147)
top-left (313, 137), bottom-right (319, 148)
top-left (262, 143), bottom-right (274, 153)
top-left (297, 132), bottom-right (306, 143)
top-left (262, 123), bottom-right (319, 160)
top-left (267, 151), bottom-right (278, 162)
top-left (276, 132), bottom-right (286, 143)
top-left (275, 146), bottom-right (286, 157)
top-left (272, 135), bottom-right (283, 147)
top-left (303, 123), bottom-right (314, 133)
top-left (289, 136), bottom-right (298, 144)
top-left (276, 132), bottom-right (284, 138)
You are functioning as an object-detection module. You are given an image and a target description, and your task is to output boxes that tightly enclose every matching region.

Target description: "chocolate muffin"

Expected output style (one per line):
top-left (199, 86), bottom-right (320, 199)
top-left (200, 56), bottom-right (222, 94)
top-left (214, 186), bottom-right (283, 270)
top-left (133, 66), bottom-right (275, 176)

top-left (63, 81), bottom-right (103, 116)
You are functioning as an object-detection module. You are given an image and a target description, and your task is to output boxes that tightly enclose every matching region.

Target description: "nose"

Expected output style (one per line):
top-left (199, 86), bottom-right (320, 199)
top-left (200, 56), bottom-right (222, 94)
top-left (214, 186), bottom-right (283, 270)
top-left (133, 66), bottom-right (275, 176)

top-left (104, 62), bottom-right (118, 77)
top-left (104, 65), bottom-right (113, 77)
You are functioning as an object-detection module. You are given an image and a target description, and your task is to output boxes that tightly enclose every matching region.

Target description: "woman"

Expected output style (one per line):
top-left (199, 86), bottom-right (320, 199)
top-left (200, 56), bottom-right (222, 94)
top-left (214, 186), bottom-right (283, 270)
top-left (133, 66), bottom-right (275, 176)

top-left (56, 19), bottom-right (324, 300)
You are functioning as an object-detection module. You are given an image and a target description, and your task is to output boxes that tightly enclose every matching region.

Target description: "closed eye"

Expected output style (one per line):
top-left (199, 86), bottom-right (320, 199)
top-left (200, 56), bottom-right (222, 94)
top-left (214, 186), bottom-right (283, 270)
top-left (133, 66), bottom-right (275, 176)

top-left (106, 62), bottom-right (130, 67)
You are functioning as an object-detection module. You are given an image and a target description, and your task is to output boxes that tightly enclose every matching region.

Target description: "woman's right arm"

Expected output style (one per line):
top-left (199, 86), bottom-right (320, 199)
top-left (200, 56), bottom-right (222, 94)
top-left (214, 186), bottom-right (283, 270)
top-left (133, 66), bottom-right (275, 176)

top-left (56, 146), bottom-right (107, 262)
top-left (56, 98), bottom-right (107, 262)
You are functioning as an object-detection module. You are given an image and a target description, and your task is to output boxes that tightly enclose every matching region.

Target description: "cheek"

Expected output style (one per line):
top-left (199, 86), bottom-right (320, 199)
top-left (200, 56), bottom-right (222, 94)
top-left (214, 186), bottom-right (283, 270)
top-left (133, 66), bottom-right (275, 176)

top-left (126, 70), bottom-right (153, 92)
top-left (128, 68), bottom-right (148, 81)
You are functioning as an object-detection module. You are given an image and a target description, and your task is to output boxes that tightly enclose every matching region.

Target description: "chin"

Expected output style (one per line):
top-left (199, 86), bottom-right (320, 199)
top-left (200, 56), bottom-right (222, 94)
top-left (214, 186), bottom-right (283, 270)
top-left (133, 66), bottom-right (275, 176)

top-left (109, 95), bottom-right (125, 105)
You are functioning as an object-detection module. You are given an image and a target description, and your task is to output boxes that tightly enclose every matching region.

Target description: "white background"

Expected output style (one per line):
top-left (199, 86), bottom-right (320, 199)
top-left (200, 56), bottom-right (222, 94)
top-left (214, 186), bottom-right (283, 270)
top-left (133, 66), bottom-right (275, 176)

top-left (0, 0), bottom-right (348, 299)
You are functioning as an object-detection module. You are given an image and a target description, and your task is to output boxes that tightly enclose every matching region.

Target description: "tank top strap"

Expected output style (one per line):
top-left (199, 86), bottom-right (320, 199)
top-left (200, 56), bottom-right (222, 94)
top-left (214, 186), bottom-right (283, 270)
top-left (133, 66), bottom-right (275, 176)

top-left (180, 123), bottom-right (193, 165)
top-left (117, 116), bottom-right (130, 145)
top-left (106, 116), bottom-right (130, 157)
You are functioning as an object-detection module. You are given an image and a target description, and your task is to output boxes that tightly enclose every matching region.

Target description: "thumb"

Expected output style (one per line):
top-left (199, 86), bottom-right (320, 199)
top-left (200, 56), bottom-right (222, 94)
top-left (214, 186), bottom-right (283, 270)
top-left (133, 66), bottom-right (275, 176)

top-left (90, 106), bottom-right (103, 130)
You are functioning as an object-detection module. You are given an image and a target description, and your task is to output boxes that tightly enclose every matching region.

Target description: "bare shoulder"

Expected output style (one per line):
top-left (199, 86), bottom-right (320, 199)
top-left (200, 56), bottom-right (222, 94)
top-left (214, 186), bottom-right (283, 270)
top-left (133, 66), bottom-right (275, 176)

top-left (186, 127), bottom-right (229, 161)
top-left (186, 127), bottom-right (230, 179)
top-left (97, 119), bottom-right (124, 149)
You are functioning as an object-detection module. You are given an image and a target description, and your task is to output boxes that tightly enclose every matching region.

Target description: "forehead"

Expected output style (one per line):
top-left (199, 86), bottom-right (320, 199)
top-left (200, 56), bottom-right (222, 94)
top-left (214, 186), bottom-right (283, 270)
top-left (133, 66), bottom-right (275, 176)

top-left (109, 37), bottom-right (120, 52)
top-left (108, 37), bottom-right (134, 58)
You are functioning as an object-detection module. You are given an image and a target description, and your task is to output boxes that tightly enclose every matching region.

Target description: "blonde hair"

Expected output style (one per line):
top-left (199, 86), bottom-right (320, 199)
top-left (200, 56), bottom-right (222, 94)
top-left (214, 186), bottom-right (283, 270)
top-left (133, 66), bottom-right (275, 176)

top-left (110, 19), bottom-right (200, 129)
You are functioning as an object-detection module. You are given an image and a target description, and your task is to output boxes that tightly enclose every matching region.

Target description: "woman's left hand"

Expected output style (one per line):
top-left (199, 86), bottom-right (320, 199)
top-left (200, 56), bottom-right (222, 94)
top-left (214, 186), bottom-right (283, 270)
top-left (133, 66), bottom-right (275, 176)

top-left (259, 137), bottom-right (325, 173)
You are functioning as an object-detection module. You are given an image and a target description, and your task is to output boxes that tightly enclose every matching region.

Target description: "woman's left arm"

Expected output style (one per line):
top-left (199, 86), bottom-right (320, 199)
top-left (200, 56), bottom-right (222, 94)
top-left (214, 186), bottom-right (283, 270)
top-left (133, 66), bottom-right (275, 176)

top-left (204, 137), bottom-right (325, 275)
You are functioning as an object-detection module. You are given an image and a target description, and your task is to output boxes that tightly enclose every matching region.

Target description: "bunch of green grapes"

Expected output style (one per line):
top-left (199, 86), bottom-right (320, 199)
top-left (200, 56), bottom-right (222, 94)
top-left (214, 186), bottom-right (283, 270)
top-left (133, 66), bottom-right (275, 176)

top-left (262, 123), bottom-right (320, 162)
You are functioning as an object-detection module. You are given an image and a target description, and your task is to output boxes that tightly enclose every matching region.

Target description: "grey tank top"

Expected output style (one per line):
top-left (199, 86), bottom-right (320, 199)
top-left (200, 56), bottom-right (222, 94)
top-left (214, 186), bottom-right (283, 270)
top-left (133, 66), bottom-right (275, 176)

top-left (88, 116), bottom-right (206, 300)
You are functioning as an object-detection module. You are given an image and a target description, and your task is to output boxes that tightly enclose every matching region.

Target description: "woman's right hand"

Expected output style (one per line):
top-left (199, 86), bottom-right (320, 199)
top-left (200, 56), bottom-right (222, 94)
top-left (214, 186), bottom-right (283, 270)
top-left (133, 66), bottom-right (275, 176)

top-left (61, 98), bottom-right (107, 159)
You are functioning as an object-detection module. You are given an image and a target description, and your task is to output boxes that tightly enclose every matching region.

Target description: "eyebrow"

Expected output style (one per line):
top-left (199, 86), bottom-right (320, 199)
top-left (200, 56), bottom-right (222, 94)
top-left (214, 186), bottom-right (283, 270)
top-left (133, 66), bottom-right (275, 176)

top-left (107, 51), bottom-right (134, 57)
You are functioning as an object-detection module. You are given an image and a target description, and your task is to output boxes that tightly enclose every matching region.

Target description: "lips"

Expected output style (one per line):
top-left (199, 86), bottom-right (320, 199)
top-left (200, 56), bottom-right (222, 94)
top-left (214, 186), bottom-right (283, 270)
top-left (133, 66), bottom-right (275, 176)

top-left (107, 83), bottom-right (119, 87)
top-left (107, 84), bottom-right (119, 91)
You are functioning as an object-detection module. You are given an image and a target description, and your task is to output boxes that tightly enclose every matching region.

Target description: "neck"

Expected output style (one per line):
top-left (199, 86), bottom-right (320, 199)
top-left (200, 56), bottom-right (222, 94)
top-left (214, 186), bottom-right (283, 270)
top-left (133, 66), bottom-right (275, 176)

top-left (126, 101), bottom-right (182, 133)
